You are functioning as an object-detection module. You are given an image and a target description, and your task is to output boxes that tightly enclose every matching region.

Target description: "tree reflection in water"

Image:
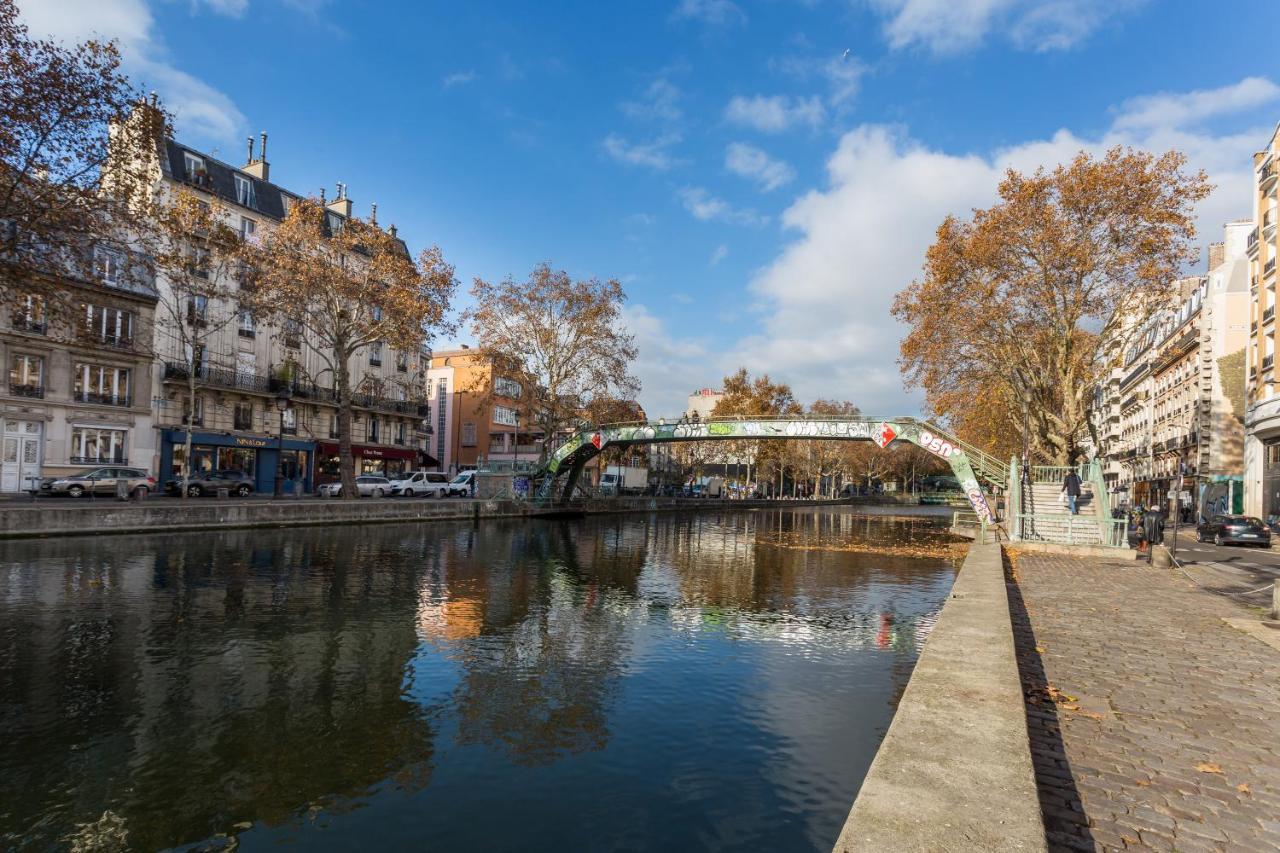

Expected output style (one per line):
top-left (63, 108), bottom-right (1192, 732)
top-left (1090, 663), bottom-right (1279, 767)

top-left (0, 508), bottom-right (960, 852)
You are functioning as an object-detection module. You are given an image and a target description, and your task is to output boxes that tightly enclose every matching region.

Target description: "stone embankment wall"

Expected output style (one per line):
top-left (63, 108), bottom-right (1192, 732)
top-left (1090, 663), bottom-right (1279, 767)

top-left (0, 496), bottom-right (856, 540)
top-left (833, 543), bottom-right (1047, 852)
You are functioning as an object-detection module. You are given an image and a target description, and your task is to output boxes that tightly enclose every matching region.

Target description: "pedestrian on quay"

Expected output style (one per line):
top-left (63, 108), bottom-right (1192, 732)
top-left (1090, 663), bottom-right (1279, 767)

top-left (1143, 504), bottom-right (1165, 561)
top-left (1062, 468), bottom-right (1082, 515)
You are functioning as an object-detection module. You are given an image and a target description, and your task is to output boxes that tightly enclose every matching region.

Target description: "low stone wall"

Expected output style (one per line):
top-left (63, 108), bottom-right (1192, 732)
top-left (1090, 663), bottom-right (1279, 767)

top-left (0, 498), bottom-right (528, 539)
top-left (0, 496), bottom-right (873, 540)
top-left (833, 543), bottom-right (1046, 852)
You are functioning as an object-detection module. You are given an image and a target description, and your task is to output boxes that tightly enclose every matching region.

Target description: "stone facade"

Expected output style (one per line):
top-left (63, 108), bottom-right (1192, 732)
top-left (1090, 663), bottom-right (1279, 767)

top-left (1244, 122), bottom-right (1280, 516)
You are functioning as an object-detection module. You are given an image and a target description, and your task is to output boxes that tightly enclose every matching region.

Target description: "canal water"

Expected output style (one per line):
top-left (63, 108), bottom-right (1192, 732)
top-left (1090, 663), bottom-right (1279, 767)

top-left (0, 507), bottom-right (961, 852)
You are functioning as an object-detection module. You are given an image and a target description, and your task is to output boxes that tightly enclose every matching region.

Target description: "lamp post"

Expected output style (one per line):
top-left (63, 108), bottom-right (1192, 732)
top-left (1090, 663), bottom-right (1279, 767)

top-left (274, 388), bottom-right (291, 498)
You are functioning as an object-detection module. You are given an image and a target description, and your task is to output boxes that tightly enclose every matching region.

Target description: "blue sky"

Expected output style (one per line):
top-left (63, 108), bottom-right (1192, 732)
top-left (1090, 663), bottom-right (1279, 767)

top-left (18, 0), bottom-right (1280, 418)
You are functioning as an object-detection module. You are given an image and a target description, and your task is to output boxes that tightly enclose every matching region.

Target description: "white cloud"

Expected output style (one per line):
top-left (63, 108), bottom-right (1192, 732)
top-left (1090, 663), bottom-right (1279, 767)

top-left (622, 78), bottom-right (682, 123)
top-left (442, 70), bottom-right (477, 89)
top-left (678, 187), bottom-right (768, 226)
top-left (770, 53), bottom-right (865, 108)
top-left (631, 76), bottom-right (1271, 416)
top-left (670, 0), bottom-right (746, 26)
top-left (868, 0), bottom-right (1145, 55)
top-left (603, 133), bottom-right (683, 171)
top-left (196, 0), bottom-right (248, 16)
top-left (623, 304), bottom-right (715, 418)
top-left (15, 0), bottom-right (247, 143)
top-left (710, 244), bottom-right (729, 266)
top-left (725, 142), bottom-right (795, 191)
top-left (1112, 77), bottom-right (1280, 132)
top-left (724, 95), bottom-right (826, 133)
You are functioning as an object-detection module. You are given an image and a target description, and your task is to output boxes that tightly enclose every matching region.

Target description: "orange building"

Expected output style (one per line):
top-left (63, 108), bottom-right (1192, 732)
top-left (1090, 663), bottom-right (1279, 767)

top-left (427, 347), bottom-right (536, 474)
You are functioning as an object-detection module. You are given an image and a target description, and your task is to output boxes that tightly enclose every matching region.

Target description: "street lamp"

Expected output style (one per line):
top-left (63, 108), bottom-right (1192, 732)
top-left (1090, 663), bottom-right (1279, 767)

top-left (274, 387), bottom-right (292, 498)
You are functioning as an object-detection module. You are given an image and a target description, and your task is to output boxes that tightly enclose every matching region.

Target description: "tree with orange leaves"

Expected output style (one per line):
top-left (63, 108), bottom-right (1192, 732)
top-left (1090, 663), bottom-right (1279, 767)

top-left (251, 198), bottom-right (456, 497)
top-left (893, 147), bottom-right (1210, 464)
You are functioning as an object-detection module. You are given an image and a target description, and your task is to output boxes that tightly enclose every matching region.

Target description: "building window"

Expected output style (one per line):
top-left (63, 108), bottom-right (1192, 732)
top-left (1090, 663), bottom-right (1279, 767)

top-left (436, 378), bottom-right (448, 466)
top-left (12, 294), bottom-right (46, 334)
top-left (187, 295), bottom-right (208, 326)
top-left (371, 305), bottom-right (383, 323)
top-left (183, 395), bottom-right (204, 426)
top-left (238, 309), bottom-right (256, 338)
top-left (396, 421), bottom-right (406, 445)
top-left (74, 363), bottom-right (130, 406)
top-left (494, 377), bottom-right (522, 399)
top-left (368, 417), bottom-right (380, 443)
top-left (82, 303), bottom-right (134, 347)
top-left (396, 351), bottom-right (409, 372)
top-left (70, 427), bottom-right (128, 464)
top-left (461, 422), bottom-right (476, 447)
top-left (282, 317), bottom-right (302, 349)
top-left (235, 351), bottom-right (256, 386)
top-left (184, 152), bottom-right (207, 185)
top-left (9, 354), bottom-right (43, 398)
top-left (328, 413), bottom-right (338, 439)
top-left (94, 246), bottom-right (125, 285)
top-left (234, 402), bottom-right (254, 431)
top-left (282, 407), bottom-right (297, 435)
top-left (369, 342), bottom-right (382, 366)
top-left (327, 212), bottom-right (343, 234)
top-left (234, 174), bottom-right (256, 209)
top-left (493, 405), bottom-right (518, 427)
top-left (240, 216), bottom-right (256, 241)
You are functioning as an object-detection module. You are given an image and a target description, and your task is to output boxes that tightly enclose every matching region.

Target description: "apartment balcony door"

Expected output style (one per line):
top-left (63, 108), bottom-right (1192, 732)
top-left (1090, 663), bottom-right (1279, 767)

top-left (1, 420), bottom-right (43, 493)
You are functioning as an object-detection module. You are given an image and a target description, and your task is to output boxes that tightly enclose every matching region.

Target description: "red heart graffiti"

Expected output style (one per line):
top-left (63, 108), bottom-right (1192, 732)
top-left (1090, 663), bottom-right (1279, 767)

top-left (591, 433), bottom-right (602, 450)
top-left (876, 423), bottom-right (896, 448)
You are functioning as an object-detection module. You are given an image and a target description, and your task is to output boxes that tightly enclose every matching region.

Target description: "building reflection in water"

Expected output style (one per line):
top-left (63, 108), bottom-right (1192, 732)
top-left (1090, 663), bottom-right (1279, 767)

top-left (0, 507), bottom-right (958, 852)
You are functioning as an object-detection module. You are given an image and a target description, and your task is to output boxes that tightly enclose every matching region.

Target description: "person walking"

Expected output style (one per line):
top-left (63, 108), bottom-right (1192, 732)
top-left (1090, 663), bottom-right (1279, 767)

top-left (1062, 469), bottom-right (1083, 515)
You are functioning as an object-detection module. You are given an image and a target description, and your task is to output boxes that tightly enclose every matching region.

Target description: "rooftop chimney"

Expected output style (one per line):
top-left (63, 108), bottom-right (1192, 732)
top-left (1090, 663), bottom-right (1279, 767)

top-left (327, 181), bottom-right (353, 218)
top-left (370, 202), bottom-right (377, 225)
top-left (1207, 241), bottom-right (1225, 271)
top-left (243, 130), bottom-right (270, 182)
top-left (389, 223), bottom-right (398, 238)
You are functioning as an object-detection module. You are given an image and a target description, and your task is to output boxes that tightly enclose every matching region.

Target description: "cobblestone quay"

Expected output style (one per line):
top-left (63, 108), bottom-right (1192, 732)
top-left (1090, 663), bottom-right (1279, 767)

top-left (1008, 550), bottom-right (1280, 852)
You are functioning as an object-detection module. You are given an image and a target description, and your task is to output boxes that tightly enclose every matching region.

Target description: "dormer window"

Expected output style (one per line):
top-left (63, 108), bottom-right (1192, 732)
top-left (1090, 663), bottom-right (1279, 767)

top-left (327, 212), bottom-right (343, 234)
top-left (184, 152), bottom-right (205, 177)
top-left (234, 174), bottom-right (256, 209)
top-left (94, 246), bottom-right (124, 285)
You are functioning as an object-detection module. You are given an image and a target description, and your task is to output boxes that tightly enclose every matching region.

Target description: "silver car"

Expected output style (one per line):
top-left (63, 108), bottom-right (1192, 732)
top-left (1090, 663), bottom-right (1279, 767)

top-left (41, 467), bottom-right (156, 498)
top-left (318, 475), bottom-right (391, 498)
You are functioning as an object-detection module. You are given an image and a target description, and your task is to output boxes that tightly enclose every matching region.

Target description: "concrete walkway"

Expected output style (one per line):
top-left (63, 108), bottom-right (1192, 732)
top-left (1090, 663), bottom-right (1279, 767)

top-left (1009, 550), bottom-right (1280, 852)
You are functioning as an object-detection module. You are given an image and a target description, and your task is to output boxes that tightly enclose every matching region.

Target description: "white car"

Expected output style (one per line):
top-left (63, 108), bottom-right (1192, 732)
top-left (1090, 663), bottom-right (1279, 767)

top-left (318, 475), bottom-right (392, 498)
top-left (446, 471), bottom-right (476, 497)
top-left (388, 470), bottom-right (451, 497)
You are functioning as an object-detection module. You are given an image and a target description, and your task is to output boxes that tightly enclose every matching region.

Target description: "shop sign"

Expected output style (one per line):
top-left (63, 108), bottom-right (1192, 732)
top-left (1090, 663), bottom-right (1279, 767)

top-left (234, 437), bottom-right (269, 448)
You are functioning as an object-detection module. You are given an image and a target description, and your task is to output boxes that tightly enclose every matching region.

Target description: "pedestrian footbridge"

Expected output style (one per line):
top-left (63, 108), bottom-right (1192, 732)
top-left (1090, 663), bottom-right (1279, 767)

top-left (535, 416), bottom-right (1005, 523)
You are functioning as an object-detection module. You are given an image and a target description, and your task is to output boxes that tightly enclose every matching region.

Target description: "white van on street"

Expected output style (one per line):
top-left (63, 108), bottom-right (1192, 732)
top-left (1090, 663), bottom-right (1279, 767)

top-left (389, 470), bottom-right (450, 497)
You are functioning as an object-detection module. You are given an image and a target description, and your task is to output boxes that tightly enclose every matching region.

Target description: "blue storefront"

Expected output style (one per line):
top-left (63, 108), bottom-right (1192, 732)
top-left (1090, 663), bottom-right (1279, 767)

top-left (159, 429), bottom-right (315, 494)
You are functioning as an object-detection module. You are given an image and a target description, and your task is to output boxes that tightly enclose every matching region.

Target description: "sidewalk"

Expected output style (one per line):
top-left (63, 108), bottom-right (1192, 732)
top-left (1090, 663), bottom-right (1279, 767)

top-left (1008, 549), bottom-right (1280, 852)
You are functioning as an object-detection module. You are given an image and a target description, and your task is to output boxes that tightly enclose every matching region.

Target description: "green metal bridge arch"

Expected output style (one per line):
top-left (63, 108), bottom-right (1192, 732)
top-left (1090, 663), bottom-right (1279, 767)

top-left (535, 416), bottom-right (1004, 523)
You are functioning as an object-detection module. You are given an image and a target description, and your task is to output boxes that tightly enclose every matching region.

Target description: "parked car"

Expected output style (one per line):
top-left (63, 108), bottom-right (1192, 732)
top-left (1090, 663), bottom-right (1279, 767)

top-left (445, 471), bottom-right (476, 497)
top-left (165, 470), bottom-right (255, 498)
top-left (1196, 514), bottom-right (1272, 547)
top-left (318, 475), bottom-right (392, 498)
top-left (388, 470), bottom-right (451, 498)
top-left (41, 467), bottom-right (155, 498)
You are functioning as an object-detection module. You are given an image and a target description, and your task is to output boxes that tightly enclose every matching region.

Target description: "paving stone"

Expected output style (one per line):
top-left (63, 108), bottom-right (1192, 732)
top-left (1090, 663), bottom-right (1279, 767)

top-left (1009, 552), bottom-right (1280, 853)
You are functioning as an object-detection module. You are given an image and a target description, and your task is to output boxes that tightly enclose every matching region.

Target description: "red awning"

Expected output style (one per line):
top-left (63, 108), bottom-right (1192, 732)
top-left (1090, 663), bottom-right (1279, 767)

top-left (316, 442), bottom-right (418, 461)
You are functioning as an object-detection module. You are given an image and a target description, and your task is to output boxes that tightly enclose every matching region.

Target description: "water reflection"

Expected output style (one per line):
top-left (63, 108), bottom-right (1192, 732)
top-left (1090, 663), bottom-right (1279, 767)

top-left (0, 508), bottom-right (959, 852)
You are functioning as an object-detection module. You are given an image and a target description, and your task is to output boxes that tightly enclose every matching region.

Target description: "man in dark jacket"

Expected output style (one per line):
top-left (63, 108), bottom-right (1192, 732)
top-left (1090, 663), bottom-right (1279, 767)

top-left (1062, 470), bottom-right (1082, 515)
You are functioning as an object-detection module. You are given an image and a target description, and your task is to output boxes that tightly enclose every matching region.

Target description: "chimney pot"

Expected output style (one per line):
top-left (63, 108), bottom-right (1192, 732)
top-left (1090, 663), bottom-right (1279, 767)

top-left (389, 224), bottom-right (398, 237)
top-left (370, 202), bottom-right (377, 224)
top-left (320, 187), bottom-right (326, 203)
top-left (260, 131), bottom-right (267, 161)
top-left (246, 136), bottom-right (255, 164)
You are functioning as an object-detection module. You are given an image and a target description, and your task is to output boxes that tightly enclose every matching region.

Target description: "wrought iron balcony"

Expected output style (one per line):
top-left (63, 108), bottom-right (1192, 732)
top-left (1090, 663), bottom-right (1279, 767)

top-left (1266, 258), bottom-right (1277, 278)
top-left (1264, 354), bottom-right (1275, 371)
top-left (9, 383), bottom-right (43, 399)
top-left (75, 390), bottom-right (131, 407)
top-left (1265, 306), bottom-right (1275, 324)
top-left (11, 315), bottom-right (47, 335)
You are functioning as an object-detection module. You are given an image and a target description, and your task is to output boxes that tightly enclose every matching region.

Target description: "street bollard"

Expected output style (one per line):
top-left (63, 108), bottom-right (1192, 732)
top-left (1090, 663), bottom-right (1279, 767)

top-left (1271, 582), bottom-right (1279, 622)
top-left (216, 487), bottom-right (229, 500)
top-left (1152, 545), bottom-right (1171, 569)
top-left (115, 479), bottom-right (129, 502)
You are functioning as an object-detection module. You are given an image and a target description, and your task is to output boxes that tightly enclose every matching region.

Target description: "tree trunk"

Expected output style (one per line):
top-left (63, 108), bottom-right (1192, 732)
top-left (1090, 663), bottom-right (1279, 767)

top-left (182, 366), bottom-right (195, 501)
top-left (336, 355), bottom-right (357, 500)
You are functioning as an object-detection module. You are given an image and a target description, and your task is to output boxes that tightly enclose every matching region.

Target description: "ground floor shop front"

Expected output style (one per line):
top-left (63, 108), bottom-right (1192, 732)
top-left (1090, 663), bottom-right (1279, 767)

top-left (1, 402), bottom-right (156, 493)
top-left (159, 429), bottom-right (314, 495)
top-left (314, 442), bottom-right (425, 484)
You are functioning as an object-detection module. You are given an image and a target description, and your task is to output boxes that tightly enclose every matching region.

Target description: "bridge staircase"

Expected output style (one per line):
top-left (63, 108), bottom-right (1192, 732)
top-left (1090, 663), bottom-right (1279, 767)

top-left (1010, 460), bottom-right (1124, 548)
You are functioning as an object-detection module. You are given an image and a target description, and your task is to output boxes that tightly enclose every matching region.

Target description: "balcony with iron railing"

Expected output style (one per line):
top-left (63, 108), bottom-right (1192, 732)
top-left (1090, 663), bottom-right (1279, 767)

top-left (9, 383), bottom-right (43, 399)
top-left (1262, 163), bottom-right (1279, 192)
top-left (1249, 227), bottom-right (1261, 255)
top-left (1266, 258), bottom-right (1277, 279)
top-left (162, 361), bottom-right (431, 416)
top-left (74, 390), bottom-right (131, 407)
top-left (11, 315), bottom-right (47, 335)
top-left (1264, 354), bottom-right (1275, 372)
top-left (1265, 305), bottom-right (1275, 325)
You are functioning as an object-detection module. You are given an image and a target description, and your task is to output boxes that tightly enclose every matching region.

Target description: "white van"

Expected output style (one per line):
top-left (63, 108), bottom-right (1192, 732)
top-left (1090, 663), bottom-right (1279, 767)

top-left (389, 470), bottom-right (450, 497)
top-left (446, 470), bottom-right (476, 497)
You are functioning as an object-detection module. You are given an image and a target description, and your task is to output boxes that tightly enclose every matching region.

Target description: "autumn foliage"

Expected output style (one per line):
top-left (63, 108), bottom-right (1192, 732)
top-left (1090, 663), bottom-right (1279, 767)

top-left (893, 148), bottom-right (1211, 464)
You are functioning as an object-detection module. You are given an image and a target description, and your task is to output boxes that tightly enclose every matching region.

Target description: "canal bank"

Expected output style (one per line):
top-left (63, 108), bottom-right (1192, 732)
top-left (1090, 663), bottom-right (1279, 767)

top-left (835, 543), bottom-right (1047, 852)
top-left (0, 495), bottom-right (924, 540)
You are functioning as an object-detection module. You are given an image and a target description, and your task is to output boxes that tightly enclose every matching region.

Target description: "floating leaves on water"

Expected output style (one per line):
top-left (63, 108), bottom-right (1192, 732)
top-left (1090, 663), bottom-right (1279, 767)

top-left (1196, 762), bottom-right (1224, 775)
top-left (755, 528), bottom-right (969, 560)
top-left (1237, 783), bottom-right (1252, 795)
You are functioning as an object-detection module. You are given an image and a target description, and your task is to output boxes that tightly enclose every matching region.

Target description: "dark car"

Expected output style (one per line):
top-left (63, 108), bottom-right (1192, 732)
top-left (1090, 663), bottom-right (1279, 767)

top-left (165, 470), bottom-right (255, 498)
top-left (1196, 514), bottom-right (1272, 547)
